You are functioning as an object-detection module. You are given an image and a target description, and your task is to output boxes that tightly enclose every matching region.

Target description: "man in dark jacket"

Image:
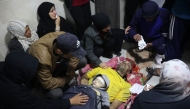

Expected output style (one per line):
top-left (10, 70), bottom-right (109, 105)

top-left (124, 1), bottom-right (170, 63)
top-left (0, 51), bottom-right (88, 109)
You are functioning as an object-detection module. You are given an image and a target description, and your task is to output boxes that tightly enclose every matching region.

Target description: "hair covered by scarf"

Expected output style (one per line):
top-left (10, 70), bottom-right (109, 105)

top-left (7, 20), bottom-right (39, 52)
top-left (159, 59), bottom-right (190, 102)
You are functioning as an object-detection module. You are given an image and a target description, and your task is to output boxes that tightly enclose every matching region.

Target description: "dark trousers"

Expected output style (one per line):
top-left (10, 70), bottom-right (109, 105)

top-left (69, 2), bottom-right (92, 40)
top-left (165, 16), bottom-right (190, 61)
top-left (93, 29), bottom-right (125, 57)
top-left (124, 0), bottom-right (148, 27)
top-left (162, 0), bottom-right (175, 13)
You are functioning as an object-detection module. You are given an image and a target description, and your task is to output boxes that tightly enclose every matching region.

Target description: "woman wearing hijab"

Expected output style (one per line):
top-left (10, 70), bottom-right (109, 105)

top-left (0, 51), bottom-right (89, 109)
top-left (8, 20), bottom-right (39, 52)
top-left (81, 13), bottom-right (126, 69)
top-left (131, 59), bottom-right (190, 109)
top-left (37, 2), bottom-right (75, 38)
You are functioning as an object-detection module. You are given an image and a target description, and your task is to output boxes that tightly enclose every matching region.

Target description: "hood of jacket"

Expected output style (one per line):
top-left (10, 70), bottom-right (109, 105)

top-left (3, 51), bottom-right (39, 84)
top-left (92, 74), bottom-right (110, 91)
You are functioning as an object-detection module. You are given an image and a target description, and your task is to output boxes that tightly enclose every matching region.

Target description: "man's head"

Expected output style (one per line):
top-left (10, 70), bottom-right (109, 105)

top-left (55, 33), bottom-right (87, 58)
top-left (92, 13), bottom-right (111, 32)
top-left (116, 61), bottom-right (132, 77)
top-left (141, 1), bottom-right (159, 22)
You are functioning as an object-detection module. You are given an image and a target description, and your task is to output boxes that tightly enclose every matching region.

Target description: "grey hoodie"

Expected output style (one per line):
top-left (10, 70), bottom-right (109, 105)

top-left (91, 74), bottom-right (110, 109)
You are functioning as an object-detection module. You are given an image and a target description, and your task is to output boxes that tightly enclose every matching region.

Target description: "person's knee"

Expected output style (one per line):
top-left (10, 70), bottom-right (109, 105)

top-left (46, 88), bottom-right (63, 100)
top-left (156, 45), bottom-right (165, 55)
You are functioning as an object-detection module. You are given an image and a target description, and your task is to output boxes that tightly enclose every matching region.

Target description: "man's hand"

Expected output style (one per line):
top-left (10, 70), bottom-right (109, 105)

top-left (99, 62), bottom-right (109, 69)
top-left (125, 26), bottom-right (130, 34)
top-left (80, 78), bottom-right (88, 85)
top-left (133, 34), bottom-right (141, 42)
top-left (69, 93), bottom-right (89, 105)
top-left (145, 43), bottom-right (153, 48)
top-left (110, 100), bottom-right (123, 109)
top-left (80, 73), bottom-right (89, 85)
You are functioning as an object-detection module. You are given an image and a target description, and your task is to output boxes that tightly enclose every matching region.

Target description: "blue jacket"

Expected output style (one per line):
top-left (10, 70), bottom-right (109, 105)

top-left (128, 8), bottom-right (170, 48)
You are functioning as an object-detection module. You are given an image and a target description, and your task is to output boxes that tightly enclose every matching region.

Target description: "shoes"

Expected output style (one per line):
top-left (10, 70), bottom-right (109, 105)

top-left (103, 53), bottom-right (113, 59)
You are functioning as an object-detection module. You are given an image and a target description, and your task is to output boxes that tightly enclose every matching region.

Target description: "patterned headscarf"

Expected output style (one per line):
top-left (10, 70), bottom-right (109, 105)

top-left (159, 59), bottom-right (190, 102)
top-left (7, 20), bottom-right (39, 52)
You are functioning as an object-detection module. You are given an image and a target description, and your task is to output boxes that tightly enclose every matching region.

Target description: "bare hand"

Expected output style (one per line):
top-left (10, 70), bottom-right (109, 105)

top-left (125, 26), bottom-right (131, 34)
top-left (70, 93), bottom-right (89, 105)
top-left (133, 34), bottom-right (141, 42)
top-left (99, 62), bottom-right (109, 69)
top-left (145, 43), bottom-right (153, 48)
top-left (80, 79), bottom-right (88, 85)
top-left (143, 84), bottom-right (153, 91)
top-left (55, 15), bottom-right (61, 26)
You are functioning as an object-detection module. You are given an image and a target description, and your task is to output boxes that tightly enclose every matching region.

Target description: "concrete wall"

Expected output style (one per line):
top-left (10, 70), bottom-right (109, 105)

top-left (0, 0), bottom-right (164, 61)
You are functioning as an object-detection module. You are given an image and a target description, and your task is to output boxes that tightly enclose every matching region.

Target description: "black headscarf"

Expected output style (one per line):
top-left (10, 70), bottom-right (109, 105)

top-left (3, 51), bottom-right (39, 84)
top-left (37, 2), bottom-right (75, 37)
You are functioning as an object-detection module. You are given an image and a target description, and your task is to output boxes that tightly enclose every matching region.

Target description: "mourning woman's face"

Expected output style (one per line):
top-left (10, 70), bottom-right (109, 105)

top-left (49, 6), bottom-right (57, 20)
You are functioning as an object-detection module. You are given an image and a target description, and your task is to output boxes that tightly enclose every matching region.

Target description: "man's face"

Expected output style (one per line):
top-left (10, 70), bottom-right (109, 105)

top-left (143, 15), bottom-right (157, 22)
top-left (92, 77), bottom-right (105, 88)
top-left (58, 52), bottom-right (73, 58)
top-left (102, 25), bottom-right (111, 32)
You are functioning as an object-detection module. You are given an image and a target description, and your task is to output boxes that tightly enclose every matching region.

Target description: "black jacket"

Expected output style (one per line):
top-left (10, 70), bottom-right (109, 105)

top-left (8, 37), bottom-right (25, 52)
top-left (0, 51), bottom-right (71, 109)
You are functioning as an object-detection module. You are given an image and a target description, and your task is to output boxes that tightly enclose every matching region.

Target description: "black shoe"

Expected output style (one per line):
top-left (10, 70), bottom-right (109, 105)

top-left (103, 53), bottom-right (113, 59)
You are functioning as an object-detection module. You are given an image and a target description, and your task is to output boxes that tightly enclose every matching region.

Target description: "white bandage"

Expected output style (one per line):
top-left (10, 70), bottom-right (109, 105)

top-left (96, 76), bottom-right (105, 85)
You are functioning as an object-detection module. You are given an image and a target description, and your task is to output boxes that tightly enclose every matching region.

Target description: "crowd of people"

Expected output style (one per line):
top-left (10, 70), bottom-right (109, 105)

top-left (0, 0), bottom-right (190, 109)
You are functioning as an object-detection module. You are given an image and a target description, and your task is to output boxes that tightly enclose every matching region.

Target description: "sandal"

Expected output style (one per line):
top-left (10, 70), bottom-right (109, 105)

top-left (146, 67), bottom-right (159, 76)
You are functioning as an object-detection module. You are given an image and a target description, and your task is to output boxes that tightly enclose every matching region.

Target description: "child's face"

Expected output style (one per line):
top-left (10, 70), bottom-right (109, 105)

top-left (92, 77), bottom-right (105, 88)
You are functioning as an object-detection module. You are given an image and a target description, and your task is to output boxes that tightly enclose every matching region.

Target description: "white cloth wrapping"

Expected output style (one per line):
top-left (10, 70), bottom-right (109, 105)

top-left (138, 36), bottom-right (147, 50)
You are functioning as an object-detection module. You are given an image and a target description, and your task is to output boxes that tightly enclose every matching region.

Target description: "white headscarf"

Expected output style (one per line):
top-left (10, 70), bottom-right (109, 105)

top-left (7, 20), bottom-right (39, 52)
top-left (159, 59), bottom-right (190, 101)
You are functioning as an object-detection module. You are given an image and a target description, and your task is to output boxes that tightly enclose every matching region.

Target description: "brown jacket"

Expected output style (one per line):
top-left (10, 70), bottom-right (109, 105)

top-left (28, 32), bottom-right (79, 89)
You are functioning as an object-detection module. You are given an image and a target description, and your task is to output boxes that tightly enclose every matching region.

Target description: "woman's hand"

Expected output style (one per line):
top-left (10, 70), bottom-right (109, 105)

top-left (69, 93), bottom-right (89, 105)
top-left (99, 62), bottom-right (109, 69)
top-left (125, 26), bottom-right (131, 34)
top-left (55, 15), bottom-right (61, 26)
top-left (143, 84), bottom-right (153, 91)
